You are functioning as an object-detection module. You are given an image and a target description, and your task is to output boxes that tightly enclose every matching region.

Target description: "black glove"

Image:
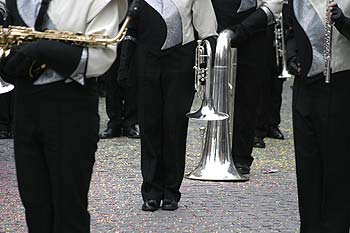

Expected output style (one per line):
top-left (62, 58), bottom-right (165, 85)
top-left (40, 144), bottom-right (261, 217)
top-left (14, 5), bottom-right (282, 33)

top-left (331, 4), bottom-right (350, 40)
top-left (287, 56), bottom-right (301, 76)
top-left (0, 40), bottom-right (83, 80)
top-left (331, 4), bottom-right (345, 25)
top-left (205, 35), bottom-right (217, 57)
top-left (230, 25), bottom-right (250, 48)
top-left (229, 8), bottom-right (268, 47)
top-left (127, 0), bottom-right (140, 18)
top-left (0, 46), bottom-right (36, 80)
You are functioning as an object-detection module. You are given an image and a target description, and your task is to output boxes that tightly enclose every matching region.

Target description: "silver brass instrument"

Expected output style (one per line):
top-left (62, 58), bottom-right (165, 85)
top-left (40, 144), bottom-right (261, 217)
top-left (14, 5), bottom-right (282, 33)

top-left (186, 29), bottom-right (248, 181)
top-left (274, 13), bottom-right (292, 79)
top-left (324, 0), bottom-right (334, 84)
top-left (187, 40), bottom-right (229, 121)
top-left (0, 76), bottom-right (14, 94)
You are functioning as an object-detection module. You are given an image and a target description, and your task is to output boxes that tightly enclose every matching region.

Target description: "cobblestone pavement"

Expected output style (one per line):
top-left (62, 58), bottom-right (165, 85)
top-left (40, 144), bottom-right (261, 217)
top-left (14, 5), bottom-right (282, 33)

top-left (0, 79), bottom-right (299, 232)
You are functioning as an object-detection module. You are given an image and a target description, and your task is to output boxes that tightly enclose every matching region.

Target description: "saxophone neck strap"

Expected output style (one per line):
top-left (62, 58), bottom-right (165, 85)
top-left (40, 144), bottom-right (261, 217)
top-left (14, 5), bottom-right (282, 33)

top-left (35, 0), bottom-right (51, 31)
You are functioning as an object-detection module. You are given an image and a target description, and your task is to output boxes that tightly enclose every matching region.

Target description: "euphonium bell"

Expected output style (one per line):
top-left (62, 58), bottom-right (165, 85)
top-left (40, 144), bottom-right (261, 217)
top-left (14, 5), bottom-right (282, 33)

top-left (0, 76), bottom-right (14, 94)
top-left (186, 40), bottom-right (229, 121)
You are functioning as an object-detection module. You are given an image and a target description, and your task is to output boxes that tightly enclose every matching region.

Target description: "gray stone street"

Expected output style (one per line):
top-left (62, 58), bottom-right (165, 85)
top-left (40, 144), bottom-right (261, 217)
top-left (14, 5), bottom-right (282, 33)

top-left (0, 79), bottom-right (299, 232)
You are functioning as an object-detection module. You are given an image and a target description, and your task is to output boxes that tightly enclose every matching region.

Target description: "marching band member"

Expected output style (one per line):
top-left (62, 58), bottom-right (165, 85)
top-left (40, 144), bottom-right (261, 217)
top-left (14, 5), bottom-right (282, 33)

top-left (0, 3), bottom-right (14, 140)
top-left (211, 0), bottom-right (283, 175)
top-left (0, 91), bottom-right (14, 139)
top-left (99, 44), bottom-right (140, 140)
top-left (0, 0), bottom-right (127, 232)
top-left (254, 24), bottom-right (283, 149)
top-left (255, 3), bottom-right (291, 148)
top-left (126, 0), bottom-right (218, 211)
top-left (287, 0), bottom-right (350, 231)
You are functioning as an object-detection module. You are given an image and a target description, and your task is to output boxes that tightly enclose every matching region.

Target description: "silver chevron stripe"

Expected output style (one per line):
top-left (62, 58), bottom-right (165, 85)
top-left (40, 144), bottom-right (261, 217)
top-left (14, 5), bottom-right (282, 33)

top-left (0, 1), bottom-right (8, 20)
top-left (17, 0), bottom-right (41, 27)
top-left (145, 0), bottom-right (182, 50)
top-left (294, 0), bottom-right (325, 77)
top-left (237, 0), bottom-right (257, 13)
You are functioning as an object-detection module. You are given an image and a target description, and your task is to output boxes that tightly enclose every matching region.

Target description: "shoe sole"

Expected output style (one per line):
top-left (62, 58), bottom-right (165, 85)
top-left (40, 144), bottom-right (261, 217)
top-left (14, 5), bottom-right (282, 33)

top-left (161, 206), bottom-right (178, 211)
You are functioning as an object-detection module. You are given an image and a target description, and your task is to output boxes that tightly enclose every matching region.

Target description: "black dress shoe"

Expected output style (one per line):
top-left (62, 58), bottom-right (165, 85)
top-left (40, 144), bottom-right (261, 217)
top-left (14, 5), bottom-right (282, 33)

top-left (253, 136), bottom-right (266, 148)
top-left (123, 124), bottom-right (140, 139)
top-left (0, 130), bottom-right (9, 139)
top-left (161, 199), bottom-right (178, 211)
top-left (142, 200), bottom-right (161, 212)
top-left (99, 128), bottom-right (122, 139)
top-left (267, 127), bottom-right (284, 140)
top-left (234, 162), bottom-right (250, 175)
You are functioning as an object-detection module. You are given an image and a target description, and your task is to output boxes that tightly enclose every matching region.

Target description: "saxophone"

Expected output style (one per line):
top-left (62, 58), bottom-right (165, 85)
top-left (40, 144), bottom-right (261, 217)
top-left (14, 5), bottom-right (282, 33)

top-left (0, 16), bottom-right (131, 57)
top-left (0, 0), bottom-right (140, 56)
top-left (324, 0), bottom-right (334, 83)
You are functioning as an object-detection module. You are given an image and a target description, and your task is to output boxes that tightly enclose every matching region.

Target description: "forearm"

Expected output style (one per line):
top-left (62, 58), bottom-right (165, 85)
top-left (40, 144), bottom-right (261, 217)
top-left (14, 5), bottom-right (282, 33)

top-left (335, 16), bottom-right (350, 40)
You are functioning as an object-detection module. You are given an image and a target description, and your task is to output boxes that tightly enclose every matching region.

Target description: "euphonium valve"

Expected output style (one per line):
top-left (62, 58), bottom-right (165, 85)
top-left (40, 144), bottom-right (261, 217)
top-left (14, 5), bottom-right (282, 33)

top-left (187, 40), bottom-right (229, 121)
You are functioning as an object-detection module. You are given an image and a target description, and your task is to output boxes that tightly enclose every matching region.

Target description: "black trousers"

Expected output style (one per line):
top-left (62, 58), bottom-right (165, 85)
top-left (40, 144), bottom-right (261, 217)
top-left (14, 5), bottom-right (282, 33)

top-left (136, 43), bottom-right (195, 202)
top-left (104, 49), bottom-right (138, 131)
top-left (231, 31), bottom-right (268, 166)
top-left (256, 25), bottom-right (285, 138)
top-left (0, 90), bottom-right (14, 132)
top-left (293, 73), bottom-right (350, 233)
top-left (14, 78), bottom-right (99, 233)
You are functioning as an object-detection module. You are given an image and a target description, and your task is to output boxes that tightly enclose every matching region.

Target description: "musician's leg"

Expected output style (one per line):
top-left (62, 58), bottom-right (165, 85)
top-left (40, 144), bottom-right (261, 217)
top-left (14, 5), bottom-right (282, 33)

top-left (39, 80), bottom-right (98, 233)
top-left (137, 53), bottom-right (164, 202)
top-left (232, 63), bottom-right (262, 169)
top-left (0, 91), bottom-right (12, 138)
top-left (320, 74), bottom-right (350, 232)
top-left (14, 84), bottom-right (53, 233)
top-left (292, 78), bottom-right (323, 233)
top-left (162, 46), bottom-right (195, 202)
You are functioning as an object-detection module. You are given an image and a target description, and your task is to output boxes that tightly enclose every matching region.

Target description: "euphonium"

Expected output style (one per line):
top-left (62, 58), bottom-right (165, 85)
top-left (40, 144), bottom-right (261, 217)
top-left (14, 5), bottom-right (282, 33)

top-left (186, 29), bottom-right (248, 181)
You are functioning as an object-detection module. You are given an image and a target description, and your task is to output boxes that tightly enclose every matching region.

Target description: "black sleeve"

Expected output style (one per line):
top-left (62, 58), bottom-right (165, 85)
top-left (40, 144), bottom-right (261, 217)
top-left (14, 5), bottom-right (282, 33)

top-left (117, 0), bottom-right (140, 82)
top-left (285, 4), bottom-right (297, 63)
top-left (335, 17), bottom-right (350, 40)
top-left (240, 8), bottom-right (268, 36)
top-left (30, 40), bottom-right (83, 78)
top-left (117, 33), bottom-right (136, 82)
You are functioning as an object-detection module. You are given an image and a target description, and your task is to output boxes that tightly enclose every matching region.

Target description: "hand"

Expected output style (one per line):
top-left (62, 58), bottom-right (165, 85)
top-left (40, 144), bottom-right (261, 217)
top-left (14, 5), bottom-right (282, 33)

top-left (330, 3), bottom-right (345, 25)
top-left (230, 25), bottom-right (249, 48)
top-left (0, 45), bottom-right (37, 79)
top-left (287, 56), bottom-right (301, 76)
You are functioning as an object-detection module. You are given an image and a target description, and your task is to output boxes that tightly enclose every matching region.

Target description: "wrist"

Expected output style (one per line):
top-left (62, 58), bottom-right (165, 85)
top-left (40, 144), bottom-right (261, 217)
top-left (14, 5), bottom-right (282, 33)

top-left (334, 14), bottom-right (346, 29)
